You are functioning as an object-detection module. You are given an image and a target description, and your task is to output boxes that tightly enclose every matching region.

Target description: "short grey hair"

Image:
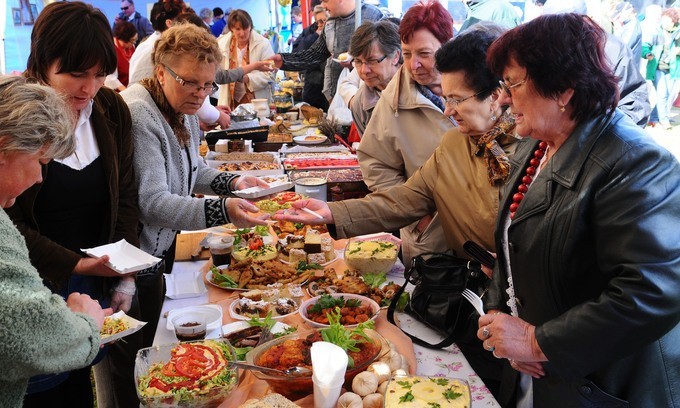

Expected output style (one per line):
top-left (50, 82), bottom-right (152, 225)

top-left (349, 20), bottom-right (402, 64)
top-left (0, 75), bottom-right (75, 159)
top-left (199, 8), bottom-right (212, 20)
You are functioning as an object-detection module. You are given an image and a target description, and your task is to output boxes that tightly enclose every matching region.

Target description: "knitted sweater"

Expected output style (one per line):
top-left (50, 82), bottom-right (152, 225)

top-left (280, 3), bottom-right (383, 100)
top-left (0, 209), bottom-right (100, 408)
top-left (121, 84), bottom-right (238, 260)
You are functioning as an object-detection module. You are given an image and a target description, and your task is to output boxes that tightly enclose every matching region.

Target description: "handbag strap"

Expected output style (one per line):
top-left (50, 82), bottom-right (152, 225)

top-left (387, 259), bottom-right (460, 349)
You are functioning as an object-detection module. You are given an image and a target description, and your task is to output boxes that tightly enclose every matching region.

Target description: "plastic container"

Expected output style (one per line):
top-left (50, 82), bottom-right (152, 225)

top-left (171, 312), bottom-right (207, 341)
top-left (207, 236), bottom-right (234, 267)
top-left (294, 177), bottom-right (327, 201)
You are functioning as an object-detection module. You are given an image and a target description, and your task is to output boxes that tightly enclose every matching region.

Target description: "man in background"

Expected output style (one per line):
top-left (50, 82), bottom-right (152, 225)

top-left (115, 0), bottom-right (153, 45)
top-left (271, 0), bottom-right (383, 101)
top-left (459, 0), bottom-right (521, 32)
top-left (211, 7), bottom-right (227, 36)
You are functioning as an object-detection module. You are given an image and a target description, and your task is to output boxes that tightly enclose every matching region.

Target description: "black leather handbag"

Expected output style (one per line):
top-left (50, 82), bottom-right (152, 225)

top-left (387, 253), bottom-right (489, 349)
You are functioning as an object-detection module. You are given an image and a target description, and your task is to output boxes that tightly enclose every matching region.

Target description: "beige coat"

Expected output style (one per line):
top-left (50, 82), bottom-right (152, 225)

top-left (330, 128), bottom-right (518, 257)
top-left (356, 66), bottom-right (455, 263)
top-left (216, 30), bottom-right (275, 107)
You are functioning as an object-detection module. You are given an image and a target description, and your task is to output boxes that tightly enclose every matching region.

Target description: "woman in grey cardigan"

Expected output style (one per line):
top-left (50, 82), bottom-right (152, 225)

top-left (121, 23), bottom-right (268, 347)
top-left (0, 75), bottom-right (109, 408)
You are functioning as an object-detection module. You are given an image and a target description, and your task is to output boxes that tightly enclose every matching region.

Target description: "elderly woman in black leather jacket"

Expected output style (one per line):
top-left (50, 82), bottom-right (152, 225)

top-left (478, 13), bottom-right (680, 408)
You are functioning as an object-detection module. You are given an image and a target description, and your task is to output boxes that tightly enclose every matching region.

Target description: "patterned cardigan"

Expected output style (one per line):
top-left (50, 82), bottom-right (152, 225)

top-left (121, 84), bottom-right (238, 262)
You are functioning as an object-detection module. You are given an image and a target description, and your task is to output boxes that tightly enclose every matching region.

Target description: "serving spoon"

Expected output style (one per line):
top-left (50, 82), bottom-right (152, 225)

top-left (228, 361), bottom-right (312, 377)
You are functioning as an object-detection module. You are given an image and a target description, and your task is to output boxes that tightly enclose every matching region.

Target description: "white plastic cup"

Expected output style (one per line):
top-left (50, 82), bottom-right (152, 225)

top-left (312, 375), bottom-right (344, 408)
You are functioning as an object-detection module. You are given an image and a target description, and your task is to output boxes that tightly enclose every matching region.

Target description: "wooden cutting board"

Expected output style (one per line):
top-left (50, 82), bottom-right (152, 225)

top-left (175, 232), bottom-right (210, 261)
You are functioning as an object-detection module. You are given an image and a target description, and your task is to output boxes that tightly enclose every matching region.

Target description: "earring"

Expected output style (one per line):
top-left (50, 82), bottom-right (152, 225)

top-left (491, 115), bottom-right (497, 121)
top-left (559, 105), bottom-right (566, 113)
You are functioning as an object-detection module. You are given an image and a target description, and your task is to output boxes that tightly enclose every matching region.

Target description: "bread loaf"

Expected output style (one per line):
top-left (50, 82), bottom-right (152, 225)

top-left (240, 393), bottom-right (300, 408)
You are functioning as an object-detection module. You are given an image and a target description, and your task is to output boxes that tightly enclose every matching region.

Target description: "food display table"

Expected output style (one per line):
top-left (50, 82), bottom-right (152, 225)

top-left (153, 237), bottom-right (500, 407)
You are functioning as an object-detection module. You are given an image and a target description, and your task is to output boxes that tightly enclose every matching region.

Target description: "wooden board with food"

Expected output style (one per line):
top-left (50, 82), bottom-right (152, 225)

top-left (277, 229), bottom-right (338, 266)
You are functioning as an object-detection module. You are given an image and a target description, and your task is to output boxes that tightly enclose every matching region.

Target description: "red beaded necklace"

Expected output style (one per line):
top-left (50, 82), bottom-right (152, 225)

top-left (509, 141), bottom-right (547, 219)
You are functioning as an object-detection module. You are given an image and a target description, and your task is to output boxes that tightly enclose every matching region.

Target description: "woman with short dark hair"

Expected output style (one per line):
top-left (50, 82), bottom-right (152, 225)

top-left (479, 13), bottom-right (680, 407)
top-left (275, 25), bottom-right (516, 398)
top-left (348, 20), bottom-right (402, 134)
top-left (105, 20), bottom-right (138, 91)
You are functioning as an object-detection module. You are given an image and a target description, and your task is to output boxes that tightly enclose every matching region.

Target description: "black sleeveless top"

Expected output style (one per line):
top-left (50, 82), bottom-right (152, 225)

top-left (34, 158), bottom-right (110, 297)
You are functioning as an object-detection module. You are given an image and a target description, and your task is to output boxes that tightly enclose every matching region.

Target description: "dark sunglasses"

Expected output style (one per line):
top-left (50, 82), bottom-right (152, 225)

top-left (121, 6), bottom-right (129, 10)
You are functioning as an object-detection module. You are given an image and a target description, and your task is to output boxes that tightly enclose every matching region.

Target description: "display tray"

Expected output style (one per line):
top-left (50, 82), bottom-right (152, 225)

top-left (205, 125), bottom-right (269, 146)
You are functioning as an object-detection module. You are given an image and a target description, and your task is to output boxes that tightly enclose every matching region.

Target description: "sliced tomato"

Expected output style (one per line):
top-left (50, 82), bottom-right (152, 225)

top-left (149, 378), bottom-right (171, 392)
top-left (175, 356), bottom-right (204, 379)
top-left (248, 237), bottom-right (264, 250)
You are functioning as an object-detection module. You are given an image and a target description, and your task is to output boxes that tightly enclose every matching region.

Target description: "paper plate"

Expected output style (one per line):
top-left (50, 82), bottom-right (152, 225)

top-left (82, 239), bottom-right (161, 274)
top-left (164, 271), bottom-right (207, 299)
top-left (233, 181), bottom-right (294, 199)
top-left (100, 311), bottom-right (146, 344)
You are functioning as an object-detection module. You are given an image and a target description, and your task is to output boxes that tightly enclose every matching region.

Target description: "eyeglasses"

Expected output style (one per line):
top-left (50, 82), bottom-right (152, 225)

top-left (120, 6), bottom-right (129, 10)
top-left (499, 77), bottom-right (527, 97)
top-left (444, 88), bottom-right (491, 108)
top-left (163, 65), bottom-right (219, 95)
top-left (353, 55), bottom-right (387, 69)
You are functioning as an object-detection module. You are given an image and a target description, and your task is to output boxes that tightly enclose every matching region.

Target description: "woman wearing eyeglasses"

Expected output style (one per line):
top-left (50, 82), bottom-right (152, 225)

top-left (121, 22), bottom-right (268, 351)
top-left (348, 20), bottom-right (402, 135)
top-left (478, 14), bottom-right (680, 407)
top-left (275, 24), bottom-right (517, 399)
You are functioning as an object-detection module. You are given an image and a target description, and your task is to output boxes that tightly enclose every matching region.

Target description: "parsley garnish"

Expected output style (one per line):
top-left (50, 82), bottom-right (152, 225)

top-left (363, 272), bottom-right (387, 288)
top-left (443, 389), bottom-right (463, 400)
top-left (397, 380), bottom-right (412, 389)
top-left (319, 308), bottom-right (375, 367)
top-left (399, 391), bottom-right (414, 403)
top-left (433, 378), bottom-right (449, 386)
top-left (427, 403), bottom-right (441, 408)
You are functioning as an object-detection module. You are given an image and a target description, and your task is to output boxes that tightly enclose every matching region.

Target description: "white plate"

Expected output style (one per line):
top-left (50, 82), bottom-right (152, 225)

top-left (299, 293), bottom-right (380, 328)
top-left (332, 56), bottom-right (352, 64)
top-left (164, 271), bottom-right (207, 299)
top-left (166, 304), bottom-right (222, 331)
top-left (82, 239), bottom-right (161, 274)
top-left (294, 135), bottom-right (328, 145)
top-left (233, 181), bottom-right (294, 199)
top-left (229, 299), bottom-right (298, 321)
top-left (100, 311), bottom-right (146, 344)
top-left (221, 321), bottom-right (291, 338)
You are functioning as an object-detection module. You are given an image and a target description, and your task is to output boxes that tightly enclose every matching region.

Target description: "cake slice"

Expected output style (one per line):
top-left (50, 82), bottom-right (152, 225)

top-left (304, 230), bottom-right (322, 253)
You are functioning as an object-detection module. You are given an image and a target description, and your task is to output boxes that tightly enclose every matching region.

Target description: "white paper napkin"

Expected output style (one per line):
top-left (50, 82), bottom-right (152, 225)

top-left (311, 341), bottom-right (348, 386)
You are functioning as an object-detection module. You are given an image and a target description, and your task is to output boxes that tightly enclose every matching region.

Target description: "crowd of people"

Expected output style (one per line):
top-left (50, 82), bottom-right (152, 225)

top-left (0, 0), bottom-right (678, 407)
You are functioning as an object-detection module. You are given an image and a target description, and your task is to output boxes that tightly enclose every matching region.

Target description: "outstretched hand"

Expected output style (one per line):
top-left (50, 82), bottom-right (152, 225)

top-left (272, 199), bottom-right (333, 225)
top-left (234, 175), bottom-right (269, 191)
top-left (225, 198), bottom-right (271, 227)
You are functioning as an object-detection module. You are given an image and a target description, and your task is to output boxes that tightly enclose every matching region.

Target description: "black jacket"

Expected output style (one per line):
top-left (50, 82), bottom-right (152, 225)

top-left (487, 110), bottom-right (680, 407)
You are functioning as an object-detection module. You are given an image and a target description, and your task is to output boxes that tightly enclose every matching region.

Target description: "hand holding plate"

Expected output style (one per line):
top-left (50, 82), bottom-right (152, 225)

top-left (274, 199), bottom-right (333, 224)
top-left (226, 197), bottom-right (271, 227)
top-left (74, 255), bottom-right (121, 277)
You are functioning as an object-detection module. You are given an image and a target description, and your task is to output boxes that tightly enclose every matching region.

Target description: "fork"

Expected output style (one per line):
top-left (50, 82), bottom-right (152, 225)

top-left (462, 288), bottom-right (486, 316)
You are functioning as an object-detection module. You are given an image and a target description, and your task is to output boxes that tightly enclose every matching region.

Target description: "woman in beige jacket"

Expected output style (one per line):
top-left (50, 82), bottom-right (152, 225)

top-left (356, 2), bottom-right (454, 265)
top-left (276, 25), bottom-right (516, 398)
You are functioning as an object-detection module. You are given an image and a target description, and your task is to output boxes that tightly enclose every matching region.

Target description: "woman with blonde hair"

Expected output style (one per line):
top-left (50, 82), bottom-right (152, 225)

top-left (122, 22), bottom-right (267, 349)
